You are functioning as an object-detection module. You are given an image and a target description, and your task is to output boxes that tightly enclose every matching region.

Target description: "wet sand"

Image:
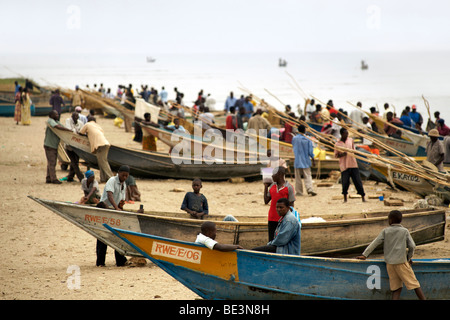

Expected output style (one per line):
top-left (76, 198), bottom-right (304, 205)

top-left (0, 113), bottom-right (448, 300)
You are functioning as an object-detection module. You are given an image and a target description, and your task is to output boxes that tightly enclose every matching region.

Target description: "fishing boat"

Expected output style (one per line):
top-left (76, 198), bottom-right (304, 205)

top-left (29, 196), bottom-right (446, 258)
top-left (49, 125), bottom-right (265, 180)
top-left (140, 123), bottom-right (271, 161)
top-left (366, 131), bottom-right (427, 157)
top-left (60, 88), bottom-right (123, 117)
top-left (369, 162), bottom-right (450, 203)
top-left (0, 84), bottom-right (71, 116)
top-left (105, 224), bottom-right (450, 300)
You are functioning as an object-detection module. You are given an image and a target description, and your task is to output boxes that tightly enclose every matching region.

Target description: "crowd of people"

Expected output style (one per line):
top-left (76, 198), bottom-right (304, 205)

top-left (28, 80), bottom-right (434, 299)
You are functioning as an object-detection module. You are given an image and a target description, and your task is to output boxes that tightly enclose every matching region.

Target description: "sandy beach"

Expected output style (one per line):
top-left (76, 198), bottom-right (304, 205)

top-left (1, 113), bottom-right (449, 301)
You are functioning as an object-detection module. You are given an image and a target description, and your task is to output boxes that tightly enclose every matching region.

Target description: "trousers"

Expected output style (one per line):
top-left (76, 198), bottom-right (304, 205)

top-left (341, 167), bottom-right (365, 196)
top-left (95, 202), bottom-right (127, 266)
top-left (44, 146), bottom-right (58, 182)
top-left (294, 167), bottom-right (314, 195)
top-left (96, 145), bottom-right (113, 183)
top-left (66, 148), bottom-right (84, 181)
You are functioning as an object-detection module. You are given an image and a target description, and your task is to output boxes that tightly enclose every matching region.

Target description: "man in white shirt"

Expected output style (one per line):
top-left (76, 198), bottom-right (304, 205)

top-left (349, 101), bottom-right (365, 126)
top-left (195, 221), bottom-right (243, 252)
top-left (95, 165), bottom-right (130, 267)
top-left (64, 112), bottom-right (84, 182)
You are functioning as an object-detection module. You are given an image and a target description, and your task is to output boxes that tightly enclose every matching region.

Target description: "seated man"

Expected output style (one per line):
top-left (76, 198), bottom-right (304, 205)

top-left (196, 221), bottom-right (243, 252)
top-left (252, 198), bottom-right (301, 255)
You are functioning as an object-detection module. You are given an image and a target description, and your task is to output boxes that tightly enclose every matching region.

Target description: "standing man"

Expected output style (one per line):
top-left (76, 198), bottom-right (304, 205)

top-left (224, 91), bottom-right (237, 113)
top-left (243, 96), bottom-right (254, 120)
top-left (252, 198), bottom-right (301, 255)
top-left (247, 108), bottom-right (272, 136)
top-left (264, 166), bottom-right (296, 242)
top-left (349, 101), bottom-right (365, 126)
top-left (291, 125), bottom-right (317, 197)
top-left (409, 105), bottom-right (423, 128)
top-left (334, 128), bottom-right (366, 203)
top-left (79, 116), bottom-right (113, 183)
top-left (95, 165), bottom-right (130, 267)
top-left (71, 86), bottom-right (84, 109)
top-left (159, 86), bottom-right (168, 104)
top-left (426, 129), bottom-right (445, 171)
top-left (44, 110), bottom-right (73, 184)
top-left (64, 112), bottom-right (84, 182)
top-left (49, 89), bottom-right (65, 117)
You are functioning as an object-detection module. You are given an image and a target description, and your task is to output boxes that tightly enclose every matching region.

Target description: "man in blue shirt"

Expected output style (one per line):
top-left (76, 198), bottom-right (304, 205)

top-left (409, 105), bottom-right (423, 127)
top-left (243, 96), bottom-right (254, 119)
top-left (252, 198), bottom-right (301, 255)
top-left (224, 91), bottom-right (237, 113)
top-left (291, 124), bottom-right (317, 196)
top-left (159, 86), bottom-right (168, 103)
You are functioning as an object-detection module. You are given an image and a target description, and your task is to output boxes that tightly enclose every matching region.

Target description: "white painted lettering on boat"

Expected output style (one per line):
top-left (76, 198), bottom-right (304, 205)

top-left (151, 241), bottom-right (201, 264)
top-left (392, 171), bottom-right (420, 183)
top-left (366, 265), bottom-right (381, 290)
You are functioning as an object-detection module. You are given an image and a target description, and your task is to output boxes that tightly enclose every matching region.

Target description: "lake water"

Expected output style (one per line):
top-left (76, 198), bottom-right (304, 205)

top-left (1, 51), bottom-right (449, 124)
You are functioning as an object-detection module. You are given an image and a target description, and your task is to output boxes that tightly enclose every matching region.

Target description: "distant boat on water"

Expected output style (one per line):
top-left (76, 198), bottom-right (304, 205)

top-left (279, 58), bottom-right (287, 67)
top-left (361, 60), bottom-right (368, 70)
top-left (146, 56), bottom-right (156, 63)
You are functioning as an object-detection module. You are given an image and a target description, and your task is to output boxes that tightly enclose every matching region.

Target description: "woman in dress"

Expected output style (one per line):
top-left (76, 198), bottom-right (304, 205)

top-left (14, 86), bottom-right (23, 125)
top-left (20, 88), bottom-right (32, 125)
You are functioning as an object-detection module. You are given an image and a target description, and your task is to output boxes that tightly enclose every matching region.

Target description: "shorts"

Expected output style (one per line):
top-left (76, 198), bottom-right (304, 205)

top-left (386, 262), bottom-right (421, 291)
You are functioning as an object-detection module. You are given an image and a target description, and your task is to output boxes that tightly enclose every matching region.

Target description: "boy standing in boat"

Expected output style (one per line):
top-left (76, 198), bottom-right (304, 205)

top-left (181, 179), bottom-right (209, 219)
top-left (357, 210), bottom-right (426, 300)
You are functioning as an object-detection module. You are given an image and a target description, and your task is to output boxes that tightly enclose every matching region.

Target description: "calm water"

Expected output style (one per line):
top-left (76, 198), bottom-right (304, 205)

top-left (1, 51), bottom-right (449, 123)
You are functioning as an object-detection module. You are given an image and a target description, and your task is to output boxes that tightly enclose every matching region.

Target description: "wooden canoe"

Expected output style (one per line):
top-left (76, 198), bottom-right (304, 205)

top-left (366, 131), bottom-right (427, 157)
top-left (106, 225), bottom-right (450, 300)
top-left (140, 123), bottom-right (270, 161)
top-left (29, 196), bottom-right (446, 258)
top-left (49, 125), bottom-right (266, 180)
top-left (369, 162), bottom-right (450, 203)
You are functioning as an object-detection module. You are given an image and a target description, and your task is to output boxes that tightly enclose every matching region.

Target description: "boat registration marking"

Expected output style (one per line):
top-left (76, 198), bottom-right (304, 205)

top-left (151, 241), bottom-right (201, 264)
top-left (70, 135), bottom-right (90, 146)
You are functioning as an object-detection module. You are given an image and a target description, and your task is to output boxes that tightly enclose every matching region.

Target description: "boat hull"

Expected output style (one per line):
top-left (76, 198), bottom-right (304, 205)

top-left (106, 226), bottom-right (450, 300)
top-left (367, 132), bottom-right (426, 157)
top-left (370, 163), bottom-right (450, 203)
top-left (49, 126), bottom-right (265, 180)
top-left (29, 197), bottom-right (446, 258)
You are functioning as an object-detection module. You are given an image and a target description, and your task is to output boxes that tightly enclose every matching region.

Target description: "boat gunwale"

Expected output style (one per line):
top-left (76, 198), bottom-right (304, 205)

top-left (30, 196), bottom-right (446, 229)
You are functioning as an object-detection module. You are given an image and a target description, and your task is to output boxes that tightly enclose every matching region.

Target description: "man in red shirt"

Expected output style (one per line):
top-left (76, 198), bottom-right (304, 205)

top-left (384, 112), bottom-right (404, 138)
top-left (225, 106), bottom-right (239, 130)
top-left (264, 166), bottom-right (296, 241)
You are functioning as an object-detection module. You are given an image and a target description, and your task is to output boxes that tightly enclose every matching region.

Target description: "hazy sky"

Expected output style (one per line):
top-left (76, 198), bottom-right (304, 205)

top-left (2, 0), bottom-right (450, 54)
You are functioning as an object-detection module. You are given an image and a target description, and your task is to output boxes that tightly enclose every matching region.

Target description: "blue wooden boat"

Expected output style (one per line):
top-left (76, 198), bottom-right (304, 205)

top-left (105, 224), bottom-right (450, 300)
top-left (306, 121), bottom-right (323, 132)
top-left (366, 131), bottom-right (427, 157)
top-left (0, 103), bottom-right (70, 117)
